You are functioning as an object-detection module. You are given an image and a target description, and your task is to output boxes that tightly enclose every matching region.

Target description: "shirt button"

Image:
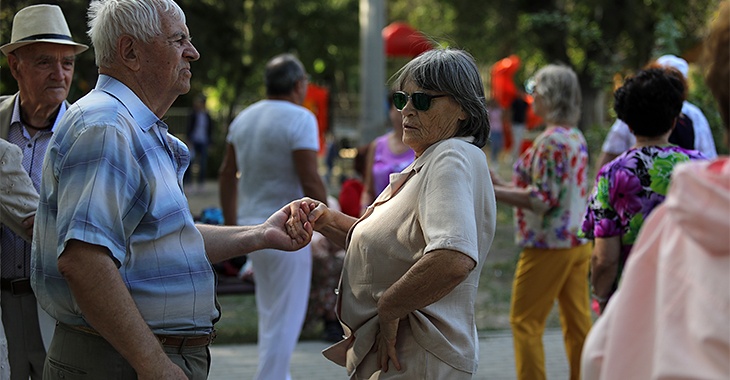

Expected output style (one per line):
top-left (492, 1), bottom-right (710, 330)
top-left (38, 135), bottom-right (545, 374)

top-left (27, 144), bottom-right (32, 148)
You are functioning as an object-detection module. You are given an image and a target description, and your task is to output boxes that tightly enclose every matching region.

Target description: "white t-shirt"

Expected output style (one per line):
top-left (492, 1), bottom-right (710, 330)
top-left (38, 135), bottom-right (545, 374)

top-left (226, 99), bottom-right (319, 224)
top-left (601, 101), bottom-right (717, 159)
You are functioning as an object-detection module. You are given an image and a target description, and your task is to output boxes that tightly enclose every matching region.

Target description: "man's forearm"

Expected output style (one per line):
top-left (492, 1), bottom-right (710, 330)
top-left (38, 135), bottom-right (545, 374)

top-left (197, 223), bottom-right (263, 263)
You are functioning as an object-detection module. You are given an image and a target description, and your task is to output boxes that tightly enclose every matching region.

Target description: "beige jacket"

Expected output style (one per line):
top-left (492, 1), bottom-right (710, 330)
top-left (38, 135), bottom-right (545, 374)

top-left (0, 138), bottom-right (38, 240)
top-left (0, 137), bottom-right (38, 379)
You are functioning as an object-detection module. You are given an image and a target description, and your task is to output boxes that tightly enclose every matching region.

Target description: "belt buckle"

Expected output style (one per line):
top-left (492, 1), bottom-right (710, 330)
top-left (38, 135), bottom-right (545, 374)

top-left (10, 278), bottom-right (31, 296)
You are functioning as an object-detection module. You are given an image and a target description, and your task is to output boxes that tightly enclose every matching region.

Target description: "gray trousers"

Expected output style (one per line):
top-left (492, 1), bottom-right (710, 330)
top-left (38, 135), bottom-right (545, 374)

top-left (1, 290), bottom-right (45, 380)
top-left (43, 323), bottom-right (210, 380)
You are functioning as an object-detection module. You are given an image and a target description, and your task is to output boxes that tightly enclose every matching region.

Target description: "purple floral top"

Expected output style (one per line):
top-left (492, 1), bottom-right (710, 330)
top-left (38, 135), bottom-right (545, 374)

top-left (582, 145), bottom-right (706, 285)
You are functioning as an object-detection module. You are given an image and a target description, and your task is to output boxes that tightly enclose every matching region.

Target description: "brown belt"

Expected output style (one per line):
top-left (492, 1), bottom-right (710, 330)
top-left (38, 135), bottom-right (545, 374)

top-left (0, 278), bottom-right (33, 296)
top-left (64, 323), bottom-right (215, 348)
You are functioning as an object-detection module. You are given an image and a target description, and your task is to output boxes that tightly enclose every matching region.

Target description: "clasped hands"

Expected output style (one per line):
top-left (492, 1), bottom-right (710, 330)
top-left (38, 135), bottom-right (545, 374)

top-left (284, 197), bottom-right (327, 240)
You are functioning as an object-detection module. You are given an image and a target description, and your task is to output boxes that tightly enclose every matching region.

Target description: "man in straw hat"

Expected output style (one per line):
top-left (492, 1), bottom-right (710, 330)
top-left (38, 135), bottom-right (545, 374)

top-left (30, 0), bottom-right (313, 378)
top-left (0, 4), bottom-right (87, 379)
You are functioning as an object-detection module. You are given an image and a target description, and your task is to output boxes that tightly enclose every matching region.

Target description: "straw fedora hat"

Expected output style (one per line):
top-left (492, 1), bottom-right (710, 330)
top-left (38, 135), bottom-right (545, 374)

top-left (0, 4), bottom-right (88, 56)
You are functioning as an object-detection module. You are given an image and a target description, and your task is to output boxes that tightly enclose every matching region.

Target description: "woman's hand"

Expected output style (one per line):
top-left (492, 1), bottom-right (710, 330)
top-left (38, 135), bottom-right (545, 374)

top-left (375, 317), bottom-right (401, 373)
top-left (288, 197), bottom-right (331, 231)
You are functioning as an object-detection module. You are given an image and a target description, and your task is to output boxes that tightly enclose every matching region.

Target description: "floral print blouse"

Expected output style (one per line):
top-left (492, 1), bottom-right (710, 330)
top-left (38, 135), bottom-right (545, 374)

top-left (581, 145), bottom-right (706, 283)
top-left (513, 126), bottom-right (590, 249)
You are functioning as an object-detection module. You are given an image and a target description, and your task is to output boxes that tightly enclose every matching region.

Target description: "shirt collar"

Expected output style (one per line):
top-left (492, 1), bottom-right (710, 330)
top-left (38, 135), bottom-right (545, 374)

top-left (409, 136), bottom-right (475, 172)
top-left (95, 74), bottom-right (162, 132)
top-left (10, 94), bottom-right (67, 135)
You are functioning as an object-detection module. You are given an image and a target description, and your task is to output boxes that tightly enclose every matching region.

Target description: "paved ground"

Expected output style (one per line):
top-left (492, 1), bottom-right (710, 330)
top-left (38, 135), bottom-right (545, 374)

top-left (208, 329), bottom-right (569, 379)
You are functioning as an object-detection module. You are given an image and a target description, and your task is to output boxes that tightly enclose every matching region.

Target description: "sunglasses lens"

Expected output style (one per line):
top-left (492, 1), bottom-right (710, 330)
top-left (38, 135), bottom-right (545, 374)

top-left (393, 92), bottom-right (407, 110)
top-left (412, 93), bottom-right (430, 111)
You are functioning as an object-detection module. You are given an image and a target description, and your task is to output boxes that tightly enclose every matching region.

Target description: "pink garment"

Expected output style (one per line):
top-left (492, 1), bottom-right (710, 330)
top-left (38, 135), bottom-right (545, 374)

top-left (371, 133), bottom-right (415, 196)
top-left (581, 158), bottom-right (730, 379)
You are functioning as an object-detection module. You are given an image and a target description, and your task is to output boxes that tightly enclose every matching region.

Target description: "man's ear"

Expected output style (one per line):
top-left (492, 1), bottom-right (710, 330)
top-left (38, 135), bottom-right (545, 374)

top-left (7, 53), bottom-right (21, 81)
top-left (118, 34), bottom-right (140, 71)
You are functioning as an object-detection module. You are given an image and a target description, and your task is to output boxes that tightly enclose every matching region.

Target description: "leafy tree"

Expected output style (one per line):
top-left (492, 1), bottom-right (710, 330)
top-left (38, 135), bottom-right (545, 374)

top-left (390, 0), bottom-right (721, 130)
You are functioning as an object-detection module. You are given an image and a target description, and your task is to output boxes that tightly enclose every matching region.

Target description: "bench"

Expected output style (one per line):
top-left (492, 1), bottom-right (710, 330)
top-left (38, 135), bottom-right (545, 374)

top-left (216, 275), bottom-right (256, 296)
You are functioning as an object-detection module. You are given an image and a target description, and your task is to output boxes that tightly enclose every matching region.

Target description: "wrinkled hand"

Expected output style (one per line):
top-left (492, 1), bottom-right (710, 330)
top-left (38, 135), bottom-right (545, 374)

top-left (288, 197), bottom-right (329, 232)
top-left (23, 215), bottom-right (35, 238)
top-left (261, 200), bottom-right (313, 251)
top-left (137, 357), bottom-right (188, 380)
top-left (375, 317), bottom-right (401, 373)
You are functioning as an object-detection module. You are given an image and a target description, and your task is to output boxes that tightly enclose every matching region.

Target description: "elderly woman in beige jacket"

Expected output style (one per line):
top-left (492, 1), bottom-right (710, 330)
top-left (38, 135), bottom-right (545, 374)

top-left (289, 48), bottom-right (496, 379)
top-left (0, 138), bottom-right (38, 379)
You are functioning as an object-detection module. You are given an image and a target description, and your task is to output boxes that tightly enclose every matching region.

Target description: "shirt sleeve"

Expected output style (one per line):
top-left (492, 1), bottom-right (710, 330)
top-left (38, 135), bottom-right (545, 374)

top-left (684, 103), bottom-right (718, 159)
top-left (291, 110), bottom-right (320, 152)
top-left (55, 125), bottom-right (146, 264)
top-left (582, 167), bottom-right (622, 239)
top-left (0, 142), bottom-right (38, 240)
top-left (419, 145), bottom-right (481, 263)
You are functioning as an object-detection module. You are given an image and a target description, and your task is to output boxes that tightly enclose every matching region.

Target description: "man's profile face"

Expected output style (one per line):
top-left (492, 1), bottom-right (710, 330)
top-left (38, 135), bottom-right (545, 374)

top-left (9, 42), bottom-right (75, 109)
top-left (138, 11), bottom-right (199, 103)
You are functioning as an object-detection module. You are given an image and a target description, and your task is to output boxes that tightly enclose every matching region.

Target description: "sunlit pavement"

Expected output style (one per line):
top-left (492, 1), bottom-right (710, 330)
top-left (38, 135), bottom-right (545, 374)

top-left (208, 329), bottom-right (570, 379)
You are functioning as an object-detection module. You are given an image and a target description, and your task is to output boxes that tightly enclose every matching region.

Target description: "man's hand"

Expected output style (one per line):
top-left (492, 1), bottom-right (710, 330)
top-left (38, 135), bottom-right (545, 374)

top-left (262, 200), bottom-right (314, 251)
top-left (137, 356), bottom-right (188, 380)
top-left (22, 215), bottom-right (35, 238)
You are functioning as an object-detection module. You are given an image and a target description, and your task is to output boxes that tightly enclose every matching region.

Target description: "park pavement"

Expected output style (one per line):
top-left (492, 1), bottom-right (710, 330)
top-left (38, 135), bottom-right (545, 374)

top-left (208, 329), bottom-right (570, 379)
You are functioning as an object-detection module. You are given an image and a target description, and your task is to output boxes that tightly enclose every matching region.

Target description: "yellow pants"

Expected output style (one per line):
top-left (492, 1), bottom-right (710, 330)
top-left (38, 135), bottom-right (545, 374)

top-left (510, 243), bottom-right (592, 380)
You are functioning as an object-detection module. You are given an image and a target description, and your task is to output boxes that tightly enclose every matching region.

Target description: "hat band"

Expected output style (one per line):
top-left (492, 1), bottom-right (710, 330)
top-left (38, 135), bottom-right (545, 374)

top-left (16, 33), bottom-right (73, 43)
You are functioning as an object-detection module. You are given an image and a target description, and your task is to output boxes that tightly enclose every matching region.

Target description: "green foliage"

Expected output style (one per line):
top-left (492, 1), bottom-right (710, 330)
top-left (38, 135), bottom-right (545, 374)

top-left (689, 70), bottom-right (728, 154)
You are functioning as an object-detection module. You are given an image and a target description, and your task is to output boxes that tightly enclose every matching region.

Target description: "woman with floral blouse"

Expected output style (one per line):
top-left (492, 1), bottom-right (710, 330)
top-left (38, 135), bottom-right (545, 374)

top-left (491, 64), bottom-right (591, 380)
top-left (581, 67), bottom-right (705, 313)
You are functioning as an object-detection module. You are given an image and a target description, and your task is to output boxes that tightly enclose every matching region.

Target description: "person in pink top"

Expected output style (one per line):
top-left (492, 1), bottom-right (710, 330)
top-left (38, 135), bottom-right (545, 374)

top-left (581, 2), bottom-right (730, 379)
top-left (360, 93), bottom-right (415, 212)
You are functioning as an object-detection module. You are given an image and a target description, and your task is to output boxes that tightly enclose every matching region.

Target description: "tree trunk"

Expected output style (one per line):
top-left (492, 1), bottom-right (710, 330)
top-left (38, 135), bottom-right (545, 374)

top-left (579, 84), bottom-right (607, 131)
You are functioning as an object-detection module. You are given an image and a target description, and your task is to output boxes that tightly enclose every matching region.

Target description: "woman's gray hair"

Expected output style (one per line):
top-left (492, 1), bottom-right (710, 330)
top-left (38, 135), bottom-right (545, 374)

top-left (533, 64), bottom-right (582, 126)
top-left (265, 53), bottom-right (306, 96)
top-left (391, 48), bottom-right (490, 148)
top-left (87, 0), bottom-right (186, 68)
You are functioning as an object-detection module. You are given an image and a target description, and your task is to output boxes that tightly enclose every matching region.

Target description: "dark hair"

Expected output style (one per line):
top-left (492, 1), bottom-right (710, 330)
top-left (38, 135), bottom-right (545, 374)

top-left (614, 67), bottom-right (684, 138)
top-left (645, 63), bottom-right (688, 100)
top-left (265, 53), bottom-right (306, 96)
top-left (391, 48), bottom-right (490, 148)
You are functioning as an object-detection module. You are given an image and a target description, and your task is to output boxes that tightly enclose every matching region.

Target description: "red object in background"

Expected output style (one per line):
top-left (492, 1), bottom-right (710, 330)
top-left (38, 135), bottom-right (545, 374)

top-left (490, 55), bottom-right (544, 153)
top-left (303, 83), bottom-right (330, 156)
top-left (338, 178), bottom-right (364, 218)
top-left (491, 55), bottom-right (520, 109)
top-left (382, 22), bottom-right (432, 57)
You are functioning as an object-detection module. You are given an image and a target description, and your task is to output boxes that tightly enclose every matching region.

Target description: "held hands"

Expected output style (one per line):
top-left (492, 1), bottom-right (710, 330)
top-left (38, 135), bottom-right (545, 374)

top-left (261, 200), bottom-right (315, 251)
top-left (286, 197), bottom-right (330, 235)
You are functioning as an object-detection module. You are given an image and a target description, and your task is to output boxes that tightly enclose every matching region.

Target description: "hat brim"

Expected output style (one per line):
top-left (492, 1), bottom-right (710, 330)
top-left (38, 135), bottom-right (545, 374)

top-left (0, 39), bottom-right (88, 56)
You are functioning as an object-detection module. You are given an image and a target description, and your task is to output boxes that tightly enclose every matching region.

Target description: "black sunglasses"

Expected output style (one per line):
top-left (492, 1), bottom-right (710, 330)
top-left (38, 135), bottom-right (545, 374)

top-left (392, 91), bottom-right (448, 111)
